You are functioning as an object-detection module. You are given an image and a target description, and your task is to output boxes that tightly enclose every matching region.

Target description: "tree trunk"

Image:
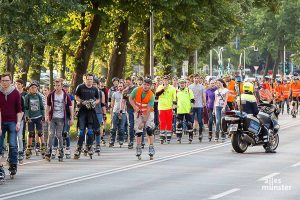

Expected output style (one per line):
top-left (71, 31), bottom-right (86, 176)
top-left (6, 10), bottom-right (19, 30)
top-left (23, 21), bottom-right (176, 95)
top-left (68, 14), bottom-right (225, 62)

top-left (29, 43), bottom-right (46, 82)
top-left (48, 50), bottom-right (55, 91)
top-left (60, 52), bottom-right (66, 79)
top-left (71, 1), bottom-right (101, 93)
top-left (20, 42), bottom-right (33, 83)
top-left (188, 54), bottom-right (195, 75)
top-left (263, 51), bottom-right (272, 78)
top-left (6, 53), bottom-right (15, 80)
top-left (91, 57), bottom-right (95, 73)
top-left (107, 18), bottom-right (129, 88)
top-left (143, 19), bottom-right (150, 76)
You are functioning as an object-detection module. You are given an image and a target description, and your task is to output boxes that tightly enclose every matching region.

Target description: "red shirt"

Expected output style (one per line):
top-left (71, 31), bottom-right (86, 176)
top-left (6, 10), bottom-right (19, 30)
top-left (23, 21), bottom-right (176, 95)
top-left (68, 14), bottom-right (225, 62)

top-left (0, 89), bottom-right (22, 123)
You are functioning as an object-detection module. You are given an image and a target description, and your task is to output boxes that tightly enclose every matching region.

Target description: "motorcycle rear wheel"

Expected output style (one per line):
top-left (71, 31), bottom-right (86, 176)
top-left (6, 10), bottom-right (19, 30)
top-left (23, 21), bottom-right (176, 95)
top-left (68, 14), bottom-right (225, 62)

top-left (231, 132), bottom-right (248, 153)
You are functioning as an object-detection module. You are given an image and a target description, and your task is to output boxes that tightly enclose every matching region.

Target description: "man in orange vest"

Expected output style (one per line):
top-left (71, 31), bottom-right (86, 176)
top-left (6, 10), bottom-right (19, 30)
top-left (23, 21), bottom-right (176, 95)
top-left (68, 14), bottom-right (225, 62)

top-left (225, 75), bottom-right (236, 110)
top-left (282, 79), bottom-right (291, 114)
top-left (259, 83), bottom-right (273, 103)
top-left (129, 78), bottom-right (156, 160)
top-left (274, 79), bottom-right (284, 115)
top-left (290, 75), bottom-right (300, 118)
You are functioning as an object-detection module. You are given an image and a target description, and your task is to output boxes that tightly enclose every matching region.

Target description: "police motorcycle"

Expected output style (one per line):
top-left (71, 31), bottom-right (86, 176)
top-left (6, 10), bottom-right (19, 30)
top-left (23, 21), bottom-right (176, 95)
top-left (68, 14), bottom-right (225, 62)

top-left (224, 76), bottom-right (280, 153)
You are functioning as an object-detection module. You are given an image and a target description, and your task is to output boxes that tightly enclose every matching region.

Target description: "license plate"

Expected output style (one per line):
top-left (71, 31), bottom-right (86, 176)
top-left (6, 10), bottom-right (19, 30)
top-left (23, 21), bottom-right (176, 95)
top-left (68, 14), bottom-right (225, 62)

top-left (229, 124), bottom-right (238, 132)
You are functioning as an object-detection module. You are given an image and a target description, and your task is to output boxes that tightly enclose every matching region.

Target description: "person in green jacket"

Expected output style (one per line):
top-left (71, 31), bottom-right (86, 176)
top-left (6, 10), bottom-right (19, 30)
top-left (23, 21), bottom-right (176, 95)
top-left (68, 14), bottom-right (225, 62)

top-left (175, 78), bottom-right (195, 144)
top-left (24, 81), bottom-right (45, 159)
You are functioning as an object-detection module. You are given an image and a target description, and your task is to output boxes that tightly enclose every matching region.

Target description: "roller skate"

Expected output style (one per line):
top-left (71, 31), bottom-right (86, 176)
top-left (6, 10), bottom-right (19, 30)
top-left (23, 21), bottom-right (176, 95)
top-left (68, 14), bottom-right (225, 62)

top-left (51, 147), bottom-right (57, 159)
top-left (65, 147), bottom-right (71, 159)
top-left (149, 144), bottom-right (155, 160)
top-left (18, 152), bottom-right (24, 164)
top-left (177, 138), bottom-right (181, 144)
top-left (95, 145), bottom-right (101, 156)
top-left (221, 132), bottom-right (226, 143)
top-left (8, 164), bottom-right (17, 179)
top-left (119, 141), bottom-right (123, 148)
top-left (141, 143), bottom-right (145, 149)
top-left (35, 143), bottom-right (41, 156)
top-left (73, 146), bottom-right (82, 160)
top-left (58, 148), bottom-right (64, 162)
top-left (0, 165), bottom-right (5, 184)
top-left (188, 131), bottom-right (193, 144)
top-left (128, 142), bottom-right (134, 149)
top-left (136, 144), bottom-right (142, 160)
top-left (87, 145), bottom-right (93, 159)
top-left (83, 146), bottom-right (88, 156)
top-left (109, 142), bottom-right (114, 148)
top-left (40, 143), bottom-right (46, 157)
top-left (208, 131), bottom-right (212, 142)
top-left (159, 135), bottom-right (166, 144)
top-left (25, 147), bottom-right (32, 159)
top-left (101, 136), bottom-right (106, 146)
top-left (166, 132), bottom-right (172, 144)
top-left (44, 149), bottom-right (51, 162)
top-left (198, 128), bottom-right (203, 142)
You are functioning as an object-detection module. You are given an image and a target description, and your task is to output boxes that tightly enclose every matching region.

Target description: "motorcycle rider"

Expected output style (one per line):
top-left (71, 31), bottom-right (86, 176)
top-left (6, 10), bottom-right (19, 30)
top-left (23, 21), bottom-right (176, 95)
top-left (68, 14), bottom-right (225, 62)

top-left (237, 82), bottom-right (276, 153)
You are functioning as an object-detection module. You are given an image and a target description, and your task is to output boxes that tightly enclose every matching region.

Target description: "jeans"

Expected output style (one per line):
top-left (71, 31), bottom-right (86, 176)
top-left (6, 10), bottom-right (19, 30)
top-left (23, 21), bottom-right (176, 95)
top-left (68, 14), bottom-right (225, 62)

top-left (0, 122), bottom-right (18, 165)
top-left (110, 113), bottom-right (126, 143)
top-left (54, 116), bottom-right (71, 148)
top-left (282, 98), bottom-right (290, 113)
top-left (95, 113), bottom-right (103, 145)
top-left (127, 109), bottom-right (135, 143)
top-left (215, 106), bottom-right (223, 134)
top-left (192, 107), bottom-right (203, 128)
top-left (208, 108), bottom-right (214, 132)
top-left (48, 118), bottom-right (65, 151)
top-left (17, 120), bottom-right (24, 153)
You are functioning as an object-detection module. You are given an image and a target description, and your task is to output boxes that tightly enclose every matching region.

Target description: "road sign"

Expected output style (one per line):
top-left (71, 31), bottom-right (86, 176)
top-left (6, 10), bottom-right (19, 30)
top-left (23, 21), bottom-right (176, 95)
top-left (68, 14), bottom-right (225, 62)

top-left (254, 66), bottom-right (259, 71)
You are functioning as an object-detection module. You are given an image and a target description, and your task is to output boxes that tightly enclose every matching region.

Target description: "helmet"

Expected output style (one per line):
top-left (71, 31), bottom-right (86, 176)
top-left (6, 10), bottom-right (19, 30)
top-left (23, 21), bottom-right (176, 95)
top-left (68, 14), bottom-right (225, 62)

top-left (243, 82), bottom-right (254, 93)
top-left (112, 77), bottom-right (119, 82)
top-left (29, 80), bottom-right (39, 88)
top-left (144, 78), bottom-right (153, 85)
top-left (179, 78), bottom-right (186, 83)
top-left (63, 81), bottom-right (70, 87)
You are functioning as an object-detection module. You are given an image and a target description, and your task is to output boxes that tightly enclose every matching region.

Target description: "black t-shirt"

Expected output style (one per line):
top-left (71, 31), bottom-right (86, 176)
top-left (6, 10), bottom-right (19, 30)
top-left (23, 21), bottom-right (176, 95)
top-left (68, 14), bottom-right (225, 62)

top-left (75, 84), bottom-right (99, 102)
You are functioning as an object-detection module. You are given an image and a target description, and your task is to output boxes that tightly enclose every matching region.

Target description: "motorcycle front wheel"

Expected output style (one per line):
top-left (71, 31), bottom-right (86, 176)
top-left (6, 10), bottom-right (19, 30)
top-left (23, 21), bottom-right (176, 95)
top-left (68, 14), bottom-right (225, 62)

top-left (264, 133), bottom-right (279, 151)
top-left (231, 132), bottom-right (248, 153)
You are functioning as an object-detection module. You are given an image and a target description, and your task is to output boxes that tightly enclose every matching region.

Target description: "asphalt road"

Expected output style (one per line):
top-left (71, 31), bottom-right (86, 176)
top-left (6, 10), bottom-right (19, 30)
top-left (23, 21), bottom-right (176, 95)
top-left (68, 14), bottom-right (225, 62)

top-left (0, 114), bottom-right (300, 200)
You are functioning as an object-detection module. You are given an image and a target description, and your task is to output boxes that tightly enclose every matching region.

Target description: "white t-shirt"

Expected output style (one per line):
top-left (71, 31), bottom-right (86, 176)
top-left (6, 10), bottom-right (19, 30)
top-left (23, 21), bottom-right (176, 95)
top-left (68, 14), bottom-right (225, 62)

top-left (188, 83), bottom-right (205, 107)
top-left (53, 93), bottom-right (65, 119)
top-left (214, 88), bottom-right (229, 107)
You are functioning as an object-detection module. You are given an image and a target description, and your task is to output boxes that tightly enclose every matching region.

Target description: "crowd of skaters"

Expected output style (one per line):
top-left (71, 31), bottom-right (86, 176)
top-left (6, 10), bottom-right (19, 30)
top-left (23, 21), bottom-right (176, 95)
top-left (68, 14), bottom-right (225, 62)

top-left (0, 70), bottom-right (300, 179)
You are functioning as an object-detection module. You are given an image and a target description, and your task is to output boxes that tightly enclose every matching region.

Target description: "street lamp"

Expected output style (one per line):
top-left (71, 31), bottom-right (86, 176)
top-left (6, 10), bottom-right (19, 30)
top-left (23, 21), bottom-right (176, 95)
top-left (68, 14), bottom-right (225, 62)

top-left (239, 46), bottom-right (258, 78)
top-left (212, 47), bottom-right (224, 77)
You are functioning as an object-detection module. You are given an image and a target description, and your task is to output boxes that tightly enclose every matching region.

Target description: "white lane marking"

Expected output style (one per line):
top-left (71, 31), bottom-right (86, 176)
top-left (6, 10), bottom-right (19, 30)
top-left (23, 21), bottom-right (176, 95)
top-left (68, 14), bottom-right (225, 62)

top-left (257, 172), bottom-right (280, 181)
top-left (19, 160), bottom-right (44, 166)
top-left (0, 142), bottom-right (231, 199)
top-left (290, 162), bottom-right (300, 167)
top-left (208, 188), bottom-right (240, 199)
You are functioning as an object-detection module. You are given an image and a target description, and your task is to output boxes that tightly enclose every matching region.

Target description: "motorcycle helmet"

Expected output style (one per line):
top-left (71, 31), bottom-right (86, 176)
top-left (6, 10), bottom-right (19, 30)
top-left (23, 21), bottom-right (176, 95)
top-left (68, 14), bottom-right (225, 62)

top-left (243, 82), bottom-right (254, 93)
top-left (144, 78), bottom-right (153, 85)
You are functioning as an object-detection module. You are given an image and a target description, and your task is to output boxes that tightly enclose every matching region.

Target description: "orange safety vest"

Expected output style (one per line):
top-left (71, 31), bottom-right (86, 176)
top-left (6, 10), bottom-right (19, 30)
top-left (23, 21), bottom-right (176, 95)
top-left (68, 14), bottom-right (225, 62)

top-left (282, 83), bottom-right (291, 99)
top-left (134, 87), bottom-right (154, 114)
top-left (259, 88), bottom-right (272, 102)
top-left (291, 81), bottom-right (300, 97)
top-left (227, 80), bottom-right (236, 102)
top-left (275, 84), bottom-right (284, 101)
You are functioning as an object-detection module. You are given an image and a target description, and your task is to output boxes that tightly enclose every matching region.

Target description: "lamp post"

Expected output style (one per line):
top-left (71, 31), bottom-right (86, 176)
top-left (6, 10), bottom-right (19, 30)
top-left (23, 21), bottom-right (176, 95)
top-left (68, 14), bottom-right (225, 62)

top-left (239, 46), bottom-right (258, 78)
top-left (150, 10), bottom-right (154, 77)
top-left (212, 47), bottom-right (224, 77)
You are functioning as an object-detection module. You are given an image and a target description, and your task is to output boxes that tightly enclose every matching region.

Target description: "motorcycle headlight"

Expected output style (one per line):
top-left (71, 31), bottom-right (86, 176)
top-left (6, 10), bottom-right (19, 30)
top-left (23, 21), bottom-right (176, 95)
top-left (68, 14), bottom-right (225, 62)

top-left (274, 124), bottom-right (280, 131)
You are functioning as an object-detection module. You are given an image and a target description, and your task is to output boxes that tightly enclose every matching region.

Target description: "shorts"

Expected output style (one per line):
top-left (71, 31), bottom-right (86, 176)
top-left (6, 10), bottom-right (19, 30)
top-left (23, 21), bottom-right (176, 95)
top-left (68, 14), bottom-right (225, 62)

top-left (28, 117), bottom-right (43, 133)
top-left (134, 112), bottom-right (155, 133)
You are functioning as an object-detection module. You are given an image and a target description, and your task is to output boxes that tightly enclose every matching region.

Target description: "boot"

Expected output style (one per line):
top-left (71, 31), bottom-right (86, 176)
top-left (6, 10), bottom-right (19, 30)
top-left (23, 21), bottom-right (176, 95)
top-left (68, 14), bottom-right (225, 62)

top-left (0, 164), bottom-right (5, 183)
top-left (198, 127), bottom-right (203, 142)
top-left (136, 144), bottom-right (142, 160)
top-left (58, 148), bottom-right (64, 162)
top-left (149, 144), bottom-right (155, 160)
top-left (208, 131), bottom-right (213, 142)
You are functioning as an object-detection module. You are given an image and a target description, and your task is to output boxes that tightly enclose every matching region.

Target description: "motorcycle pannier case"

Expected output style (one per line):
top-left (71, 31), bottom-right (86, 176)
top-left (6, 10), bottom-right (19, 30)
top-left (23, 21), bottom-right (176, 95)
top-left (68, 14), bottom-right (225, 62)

top-left (245, 115), bottom-right (261, 135)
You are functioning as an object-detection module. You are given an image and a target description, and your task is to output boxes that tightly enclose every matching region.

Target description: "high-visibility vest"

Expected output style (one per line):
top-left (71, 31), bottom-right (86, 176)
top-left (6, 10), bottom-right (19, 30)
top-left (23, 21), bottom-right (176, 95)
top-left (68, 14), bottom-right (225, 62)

top-left (275, 84), bottom-right (284, 101)
top-left (259, 88), bottom-right (272, 102)
top-left (283, 84), bottom-right (291, 99)
top-left (227, 80), bottom-right (236, 102)
top-left (291, 81), bottom-right (300, 97)
top-left (134, 87), bottom-right (154, 114)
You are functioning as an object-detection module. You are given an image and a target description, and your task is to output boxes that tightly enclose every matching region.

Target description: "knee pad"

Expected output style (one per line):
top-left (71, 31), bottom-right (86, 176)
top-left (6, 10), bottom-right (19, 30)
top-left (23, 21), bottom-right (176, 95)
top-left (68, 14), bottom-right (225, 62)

top-left (87, 129), bottom-right (93, 136)
top-left (79, 129), bottom-right (85, 137)
top-left (135, 132), bottom-right (142, 137)
top-left (176, 120), bottom-right (183, 129)
top-left (93, 130), bottom-right (100, 136)
top-left (37, 131), bottom-right (43, 137)
top-left (28, 131), bottom-right (35, 138)
top-left (146, 127), bottom-right (154, 136)
top-left (63, 131), bottom-right (69, 138)
top-left (187, 122), bottom-right (193, 129)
